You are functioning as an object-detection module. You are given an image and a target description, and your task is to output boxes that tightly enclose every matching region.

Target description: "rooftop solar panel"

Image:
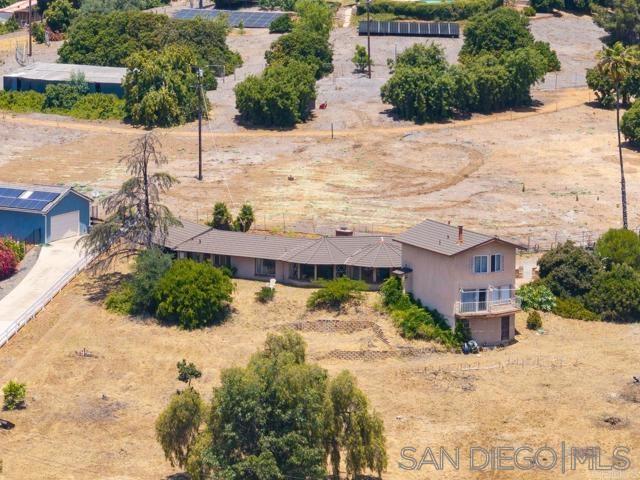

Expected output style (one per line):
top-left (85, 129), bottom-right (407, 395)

top-left (0, 187), bottom-right (24, 198)
top-left (29, 191), bottom-right (59, 202)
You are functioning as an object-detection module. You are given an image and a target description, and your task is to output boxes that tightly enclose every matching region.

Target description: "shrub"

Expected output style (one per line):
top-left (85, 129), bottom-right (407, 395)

top-left (155, 260), bottom-right (234, 329)
top-left (3, 380), bottom-right (26, 410)
top-left (530, 0), bottom-right (563, 12)
top-left (390, 42), bottom-right (448, 72)
top-left (130, 248), bottom-right (173, 314)
top-left (256, 285), bottom-right (276, 303)
top-left (44, 83), bottom-right (84, 110)
top-left (105, 281), bottom-right (136, 315)
top-left (1, 237), bottom-right (25, 262)
top-left (526, 310), bottom-right (542, 330)
top-left (595, 228), bottom-right (640, 270)
top-left (553, 297), bottom-right (600, 321)
top-left (517, 282), bottom-right (556, 311)
top-left (68, 94), bottom-right (125, 120)
top-left (0, 242), bottom-right (17, 281)
top-left (233, 203), bottom-right (255, 232)
top-left (352, 45), bottom-right (371, 73)
top-left (391, 304), bottom-right (435, 339)
top-left (0, 16), bottom-right (19, 35)
top-left (460, 8), bottom-right (534, 57)
top-left (0, 91), bottom-right (45, 113)
top-left (32, 22), bottom-right (47, 43)
top-left (269, 14), bottom-right (293, 33)
top-left (360, 0), bottom-right (502, 21)
top-left (585, 264), bottom-right (640, 322)
top-left (235, 60), bottom-right (317, 127)
top-left (307, 277), bottom-right (368, 310)
top-left (537, 241), bottom-right (602, 297)
top-left (523, 5), bottom-right (536, 15)
top-left (206, 202), bottom-right (233, 230)
top-left (622, 101), bottom-right (640, 146)
top-left (379, 276), bottom-right (404, 308)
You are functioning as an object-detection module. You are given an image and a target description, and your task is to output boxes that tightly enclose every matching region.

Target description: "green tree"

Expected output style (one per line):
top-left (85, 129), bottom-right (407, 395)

top-left (233, 203), bottom-right (255, 232)
top-left (2, 380), bottom-right (26, 410)
top-left (130, 247), bottom-right (173, 314)
top-left (390, 42), bottom-right (448, 72)
top-left (44, 0), bottom-right (78, 32)
top-left (123, 44), bottom-right (206, 128)
top-left (460, 8), bottom-right (534, 57)
top-left (207, 202), bottom-right (233, 230)
top-left (154, 260), bottom-right (234, 329)
top-left (324, 371), bottom-right (387, 479)
top-left (381, 66), bottom-right (457, 122)
top-left (622, 99), bottom-right (640, 143)
top-left (235, 60), bottom-right (317, 127)
top-left (185, 331), bottom-right (387, 480)
top-left (537, 241), bottom-right (602, 297)
top-left (265, 29), bottom-right (333, 80)
top-left (294, 0), bottom-right (333, 38)
top-left (595, 228), bottom-right (640, 269)
top-left (352, 45), bottom-right (371, 73)
top-left (155, 388), bottom-right (204, 468)
top-left (595, 42), bottom-right (639, 228)
top-left (78, 133), bottom-right (179, 270)
top-left (177, 359), bottom-right (203, 386)
top-left (268, 14), bottom-right (293, 33)
top-left (585, 263), bottom-right (640, 321)
top-left (530, 0), bottom-right (564, 12)
top-left (593, 0), bottom-right (640, 45)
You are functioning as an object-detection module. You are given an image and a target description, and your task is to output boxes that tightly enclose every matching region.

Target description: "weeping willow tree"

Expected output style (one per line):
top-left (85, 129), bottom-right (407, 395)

top-left (79, 132), bottom-right (180, 270)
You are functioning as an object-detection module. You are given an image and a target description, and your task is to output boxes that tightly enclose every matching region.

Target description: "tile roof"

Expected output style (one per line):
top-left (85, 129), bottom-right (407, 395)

top-left (344, 237), bottom-right (401, 268)
top-left (393, 219), bottom-right (525, 256)
top-left (161, 221), bottom-right (401, 268)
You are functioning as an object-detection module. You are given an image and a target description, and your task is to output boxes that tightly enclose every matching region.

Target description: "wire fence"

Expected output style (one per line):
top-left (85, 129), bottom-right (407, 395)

top-left (0, 253), bottom-right (94, 349)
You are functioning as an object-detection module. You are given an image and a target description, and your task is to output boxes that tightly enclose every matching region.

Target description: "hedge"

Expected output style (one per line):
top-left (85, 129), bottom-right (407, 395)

top-left (358, 0), bottom-right (503, 21)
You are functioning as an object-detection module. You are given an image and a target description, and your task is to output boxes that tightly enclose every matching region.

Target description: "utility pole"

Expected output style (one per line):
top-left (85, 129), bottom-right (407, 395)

top-left (28, 0), bottom-right (32, 57)
top-left (197, 68), bottom-right (203, 181)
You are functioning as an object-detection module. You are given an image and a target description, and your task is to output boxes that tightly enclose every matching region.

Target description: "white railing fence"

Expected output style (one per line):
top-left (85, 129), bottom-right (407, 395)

top-left (456, 296), bottom-right (522, 315)
top-left (0, 254), bottom-right (93, 349)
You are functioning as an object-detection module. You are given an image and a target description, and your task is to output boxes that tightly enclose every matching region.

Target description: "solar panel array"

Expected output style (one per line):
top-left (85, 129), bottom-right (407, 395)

top-left (0, 187), bottom-right (60, 212)
top-left (358, 21), bottom-right (460, 38)
top-left (173, 9), bottom-right (286, 28)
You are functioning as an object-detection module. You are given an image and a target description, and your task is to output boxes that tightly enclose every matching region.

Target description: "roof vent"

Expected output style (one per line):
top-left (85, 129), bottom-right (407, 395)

top-left (335, 227), bottom-right (353, 237)
top-left (458, 225), bottom-right (464, 244)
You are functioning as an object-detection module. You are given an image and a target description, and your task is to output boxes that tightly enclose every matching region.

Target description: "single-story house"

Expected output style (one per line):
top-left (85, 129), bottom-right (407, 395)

top-left (158, 218), bottom-right (524, 346)
top-left (159, 221), bottom-right (401, 287)
top-left (2, 63), bottom-right (127, 97)
top-left (0, 182), bottom-right (92, 244)
top-left (0, 0), bottom-right (41, 25)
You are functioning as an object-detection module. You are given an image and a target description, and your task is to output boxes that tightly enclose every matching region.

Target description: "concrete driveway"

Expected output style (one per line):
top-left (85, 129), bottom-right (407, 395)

top-left (0, 236), bottom-right (87, 341)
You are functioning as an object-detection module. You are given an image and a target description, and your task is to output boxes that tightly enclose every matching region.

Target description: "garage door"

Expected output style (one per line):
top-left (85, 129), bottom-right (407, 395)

top-left (50, 210), bottom-right (80, 242)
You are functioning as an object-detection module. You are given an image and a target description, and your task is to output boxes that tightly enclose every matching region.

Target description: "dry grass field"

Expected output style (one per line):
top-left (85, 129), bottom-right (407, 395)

top-left (0, 276), bottom-right (639, 479)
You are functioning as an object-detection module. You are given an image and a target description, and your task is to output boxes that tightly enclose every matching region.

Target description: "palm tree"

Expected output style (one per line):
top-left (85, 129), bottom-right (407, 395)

top-left (596, 42), bottom-right (638, 229)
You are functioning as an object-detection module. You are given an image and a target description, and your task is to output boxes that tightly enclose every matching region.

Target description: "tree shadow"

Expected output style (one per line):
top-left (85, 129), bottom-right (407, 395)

top-left (233, 113), bottom-right (316, 132)
top-left (82, 272), bottom-right (130, 304)
top-left (622, 140), bottom-right (640, 152)
top-left (165, 473), bottom-right (189, 480)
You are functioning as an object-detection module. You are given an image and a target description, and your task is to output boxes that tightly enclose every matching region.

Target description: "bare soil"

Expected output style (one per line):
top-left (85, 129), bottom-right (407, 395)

top-left (0, 276), bottom-right (639, 479)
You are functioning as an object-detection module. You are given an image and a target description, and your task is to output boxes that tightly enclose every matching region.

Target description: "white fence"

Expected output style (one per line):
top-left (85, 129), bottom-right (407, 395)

top-left (0, 254), bottom-right (93, 349)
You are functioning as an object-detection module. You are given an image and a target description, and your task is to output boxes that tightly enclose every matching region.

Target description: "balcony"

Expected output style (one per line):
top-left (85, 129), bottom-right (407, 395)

top-left (455, 288), bottom-right (521, 317)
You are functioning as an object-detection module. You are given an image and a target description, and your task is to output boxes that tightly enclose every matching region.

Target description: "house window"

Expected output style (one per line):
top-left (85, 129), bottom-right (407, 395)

top-left (473, 255), bottom-right (488, 273)
top-left (361, 267), bottom-right (375, 284)
top-left (301, 264), bottom-right (315, 281)
top-left (460, 289), bottom-right (487, 312)
top-left (213, 255), bottom-right (231, 268)
top-left (491, 254), bottom-right (503, 272)
top-left (289, 263), bottom-right (299, 279)
top-left (317, 264), bottom-right (334, 280)
top-left (336, 265), bottom-right (347, 278)
top-left (491, 285), bottom-right (511, 302)
top-left (377, 268), bottom-right (391, 283)
top-left (348, 266), bottom-right (361, 280)
top-left (255, 258), bottom-right (276, 276)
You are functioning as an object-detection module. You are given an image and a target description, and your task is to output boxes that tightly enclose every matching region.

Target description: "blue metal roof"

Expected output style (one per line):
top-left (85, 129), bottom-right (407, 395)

top-left (0, 183), bottom-right (89, 214)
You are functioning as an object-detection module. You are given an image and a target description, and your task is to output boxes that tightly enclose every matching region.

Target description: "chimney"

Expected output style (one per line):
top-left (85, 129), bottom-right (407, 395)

top-left (335, 227), bottom-right (353, 237)
top-left (458, 225), bottom-right (464, 244)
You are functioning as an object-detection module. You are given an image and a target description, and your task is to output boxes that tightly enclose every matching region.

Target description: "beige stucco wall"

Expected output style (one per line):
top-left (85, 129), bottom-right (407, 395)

top-left (229, 256), bottom-right (288, 282)
top-left (468, 314), bottom-right (515, 346)
top-left (402, 240), bottom-right (517, 329)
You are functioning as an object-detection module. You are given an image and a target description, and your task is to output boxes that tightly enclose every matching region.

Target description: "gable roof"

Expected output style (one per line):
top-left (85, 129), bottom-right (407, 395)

top-left (0, 182), bottom-right (91, 215)
top-left (393, 219), bottom-right (525, 256)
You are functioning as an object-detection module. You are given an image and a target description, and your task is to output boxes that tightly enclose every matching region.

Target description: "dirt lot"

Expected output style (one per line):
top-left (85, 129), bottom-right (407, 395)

top-left (0, 276), bottom-right (639, 479)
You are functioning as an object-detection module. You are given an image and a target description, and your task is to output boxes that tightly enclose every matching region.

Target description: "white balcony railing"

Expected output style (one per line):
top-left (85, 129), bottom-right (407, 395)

top-left (455, 290), bottom-right (522, 315)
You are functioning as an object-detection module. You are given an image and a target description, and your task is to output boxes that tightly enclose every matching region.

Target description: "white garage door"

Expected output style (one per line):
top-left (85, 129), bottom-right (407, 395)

top-left (50, 210), bottom-right (80, 242)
